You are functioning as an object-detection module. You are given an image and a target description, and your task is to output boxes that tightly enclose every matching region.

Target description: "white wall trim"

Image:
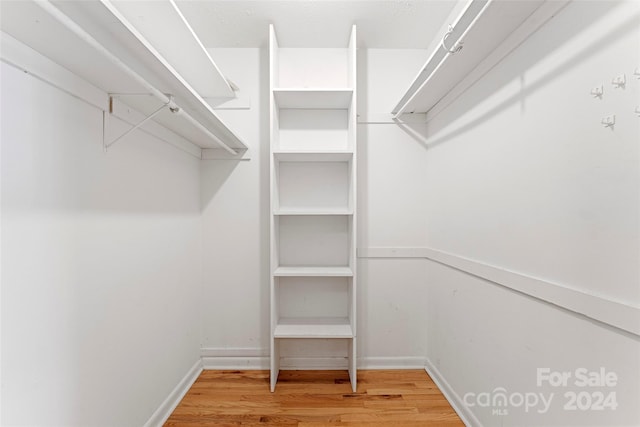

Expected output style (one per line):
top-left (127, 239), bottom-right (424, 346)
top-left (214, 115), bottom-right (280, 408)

top-left (201, 347), bottom-right (266, 357)
top-left (202, 356), bottom-right (269, 369)
top-left (201, 347), bottom-right (268, 369)
top-left (358, 247), bottom-right (427, 258)
top-left (143, 359), bottom-right (203, 427)
top-left (200, 348), bottom-right (424, 370)
top-left (359, 356), bottom-right (427, 369)
top-left (357, 247), bottom-right (640, 336)
top-left (1, 31), bottom-right (107, 110)
top-left (424, 358), bottom-right (482, 427)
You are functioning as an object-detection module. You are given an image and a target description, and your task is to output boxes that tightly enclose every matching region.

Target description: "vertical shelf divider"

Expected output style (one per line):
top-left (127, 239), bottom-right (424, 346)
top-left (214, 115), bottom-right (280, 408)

top-left (269, 24), bottom-right (280, 393)
top-left (347, 24), bottom-right (357, 391)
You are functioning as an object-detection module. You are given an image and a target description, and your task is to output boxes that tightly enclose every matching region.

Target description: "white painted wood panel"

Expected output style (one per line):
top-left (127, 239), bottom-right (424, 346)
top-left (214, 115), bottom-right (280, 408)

top-left (278, 277), bottom-right (349, 319)
top-left (278, 48), bottom-right (349, 88)
top-left (277, 109), bottom-right (349, 151)
top-left (278, 215), bottom-right (350, 267)
top-left (277, 161), bottom-right (350, 211)
top-left (273, 89), bottom-right (353, 109)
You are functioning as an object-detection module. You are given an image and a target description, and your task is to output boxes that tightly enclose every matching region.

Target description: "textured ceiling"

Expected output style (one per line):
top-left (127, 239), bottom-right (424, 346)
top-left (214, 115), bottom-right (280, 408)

top-left (175, 0), bottom-right (459, 48)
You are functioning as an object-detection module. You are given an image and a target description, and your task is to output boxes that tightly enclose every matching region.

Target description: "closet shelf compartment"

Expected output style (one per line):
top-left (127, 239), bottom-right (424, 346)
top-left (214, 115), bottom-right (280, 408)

top-left (275, 161), bottom-right (352, 213)
top-left (274, 317), bottom-right (353, 338)
top-left (274, 109), bottom-right (350, 152)
top-left (273, 88), bottom-right (353, 109)
top-left (274, 266), bottom-right (353, 277)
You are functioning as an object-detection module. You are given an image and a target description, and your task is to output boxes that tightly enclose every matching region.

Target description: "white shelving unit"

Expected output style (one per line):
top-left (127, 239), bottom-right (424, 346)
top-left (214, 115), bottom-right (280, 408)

top-left (269, 24), bottom-right (357, 392)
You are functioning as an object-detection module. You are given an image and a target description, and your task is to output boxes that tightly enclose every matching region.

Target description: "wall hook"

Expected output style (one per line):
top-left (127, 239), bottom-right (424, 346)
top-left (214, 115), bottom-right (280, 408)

top-left (634, 68), bottom-right (640, 79)
top-left (635, 107), bottom-right (640, 117)
top-left (601, 115), bottom-right (615, 128)
top-left (441, 25), bottom-right (463, 54)
top-left (611, 74), bottom-right (626, 89)
top-left (590, 85), bottom-right (603, 98)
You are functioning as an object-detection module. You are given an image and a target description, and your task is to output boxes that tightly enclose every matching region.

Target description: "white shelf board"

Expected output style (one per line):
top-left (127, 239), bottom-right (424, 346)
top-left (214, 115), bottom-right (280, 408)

top-left (273, 88), bottom-right (353, 109)
top-left (102, 0), bottom-right (234, 98)
top-left (394, 0), bottom-right (560, 115)
top-left (274, 151), bottom-right (352, 162)
top-left (0, 0), bottom-right (246, 150)
top-left (274, 208), bottom-right (353, 216)
top-left (274, 266), bottom-right (353, 277)
top-left (274, 317), bottom-right (353, 338)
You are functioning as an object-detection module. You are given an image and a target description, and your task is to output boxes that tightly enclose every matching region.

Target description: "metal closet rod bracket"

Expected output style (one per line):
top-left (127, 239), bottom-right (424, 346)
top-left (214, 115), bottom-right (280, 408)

top-left (103, 94), bottom-right (178, 151)
top-left (441, 24), bottom-right (464, 54)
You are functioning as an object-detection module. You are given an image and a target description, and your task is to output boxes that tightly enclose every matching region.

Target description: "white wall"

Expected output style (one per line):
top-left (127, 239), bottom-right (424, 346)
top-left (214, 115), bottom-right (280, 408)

top-left (1, 60), bottom-right (202, 425)
top-left (200, 48), bottom-right (270, 362)
top-left (357, 49), bottom-right (432, 366)
top-left (423, 1), bottom-right (640, 425)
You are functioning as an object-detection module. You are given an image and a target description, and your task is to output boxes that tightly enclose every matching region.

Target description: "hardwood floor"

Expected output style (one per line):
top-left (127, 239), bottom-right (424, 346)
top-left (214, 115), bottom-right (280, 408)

top-left (165, 370), bottom-right (464, 426)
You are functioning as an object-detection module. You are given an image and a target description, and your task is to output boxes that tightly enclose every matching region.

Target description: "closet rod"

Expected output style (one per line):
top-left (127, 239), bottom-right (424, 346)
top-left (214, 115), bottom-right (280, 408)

top-left (34, 0), bottom-right (238, 155)
top-left (393, 0), bottom-right (492, 118)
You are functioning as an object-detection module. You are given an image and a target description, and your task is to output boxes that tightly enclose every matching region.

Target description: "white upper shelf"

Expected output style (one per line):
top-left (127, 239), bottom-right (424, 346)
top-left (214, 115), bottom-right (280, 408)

top-left (103, 0), bottom-right (234, 98)
top-left (393, 0), bottom-right (569, 116)
top-left (0, 0), bottom-right (246, 151)
top-left (273, 88), bottom-right (353, 109)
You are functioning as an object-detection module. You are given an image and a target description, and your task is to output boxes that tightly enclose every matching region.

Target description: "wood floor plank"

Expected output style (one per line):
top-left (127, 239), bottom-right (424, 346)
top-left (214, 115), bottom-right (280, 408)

top-left (164, 370), bottom-right (464, 426)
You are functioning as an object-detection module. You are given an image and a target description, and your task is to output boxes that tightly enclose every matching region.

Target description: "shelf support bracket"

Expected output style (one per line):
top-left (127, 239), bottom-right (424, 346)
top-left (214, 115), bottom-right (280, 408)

top-left (103, 95), bottom-right (176, 151)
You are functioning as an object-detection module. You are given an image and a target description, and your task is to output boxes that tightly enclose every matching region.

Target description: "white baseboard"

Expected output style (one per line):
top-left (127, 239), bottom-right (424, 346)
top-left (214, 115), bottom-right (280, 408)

top-left (360, 356), bottom-right (426, 369)
top-left (424, 358), bottom-right (482, 427)
top-left (143, 359), bottom-right (203, 427)
top-left (201, 347), bottom-right (268, 369)
top-left (201, 348), bottom-right (424, 370)
top-left (202, 356), bottom-right (269, 369)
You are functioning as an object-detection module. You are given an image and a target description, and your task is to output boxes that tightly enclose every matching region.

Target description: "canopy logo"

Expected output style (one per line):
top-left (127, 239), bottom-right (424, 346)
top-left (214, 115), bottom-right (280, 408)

top-left (462, 367), bottom-right (618, 417)
top-left (463, 388), bottom-right (553, 416)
